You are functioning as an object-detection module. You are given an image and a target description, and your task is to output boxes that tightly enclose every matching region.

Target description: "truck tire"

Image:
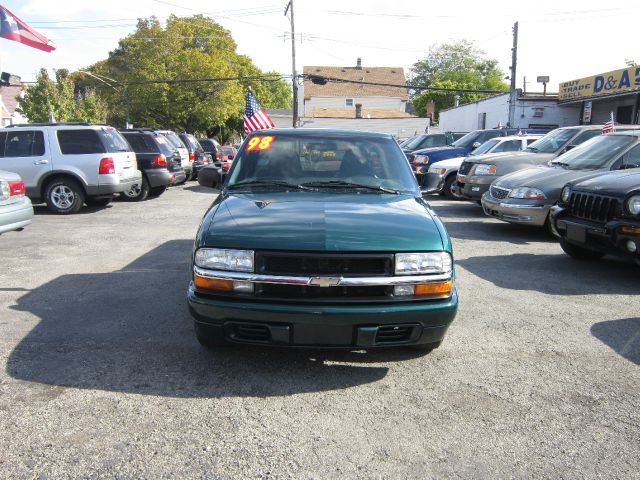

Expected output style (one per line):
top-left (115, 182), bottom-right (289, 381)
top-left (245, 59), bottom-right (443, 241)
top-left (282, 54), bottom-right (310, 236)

top-left (45, 178), bottom-right (85, 215)
top-left (442, 175), bottom-right (457, 200)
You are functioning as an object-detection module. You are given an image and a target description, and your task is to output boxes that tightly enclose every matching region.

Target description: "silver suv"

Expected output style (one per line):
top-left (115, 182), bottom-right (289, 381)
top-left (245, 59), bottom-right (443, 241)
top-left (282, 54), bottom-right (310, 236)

top-left (0, 123), bottom-right (141, 214)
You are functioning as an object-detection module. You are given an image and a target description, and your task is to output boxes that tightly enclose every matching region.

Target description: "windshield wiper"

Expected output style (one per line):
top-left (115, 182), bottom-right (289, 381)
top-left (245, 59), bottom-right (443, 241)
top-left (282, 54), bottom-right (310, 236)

top-left (227, 180), bottom-right (312, 190)
top-left (552, 161), bottom-right (569, 167)
top-left (300, 180), bottom-right (400, 194)
top-left (526, 147), bottom-right (538, 152)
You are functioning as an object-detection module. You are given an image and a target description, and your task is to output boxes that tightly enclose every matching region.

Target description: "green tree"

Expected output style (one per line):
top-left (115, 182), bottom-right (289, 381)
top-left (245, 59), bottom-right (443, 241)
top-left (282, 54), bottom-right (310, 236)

top-left (85, 15), bottom-right (290, 136)
top-left (18, 68), bottom-right (107, 123)
top-left (409, 40), bottom-right (508, 120)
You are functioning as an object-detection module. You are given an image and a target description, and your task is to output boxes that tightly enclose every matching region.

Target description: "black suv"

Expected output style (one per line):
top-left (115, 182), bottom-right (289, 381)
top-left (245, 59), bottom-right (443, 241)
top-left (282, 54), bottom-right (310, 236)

top-left (120, 129), bottom-right (186, 200)
top-left (198, 138), bottom-right (222, 167)
top-left (178, 133), bottom-right (208, 181)
top-left (551, 167), bottom-right (640, 265)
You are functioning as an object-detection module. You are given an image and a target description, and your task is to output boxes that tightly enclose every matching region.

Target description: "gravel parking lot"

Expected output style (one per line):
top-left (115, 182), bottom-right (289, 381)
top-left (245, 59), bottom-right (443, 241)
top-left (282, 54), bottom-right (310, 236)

top-left (1, 185), bottom-right (638, 478)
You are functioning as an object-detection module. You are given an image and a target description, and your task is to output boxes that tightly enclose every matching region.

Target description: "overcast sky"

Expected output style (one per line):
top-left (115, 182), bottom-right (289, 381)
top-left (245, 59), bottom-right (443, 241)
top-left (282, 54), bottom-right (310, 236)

top-left (1, 0), bottom-right (639, 92)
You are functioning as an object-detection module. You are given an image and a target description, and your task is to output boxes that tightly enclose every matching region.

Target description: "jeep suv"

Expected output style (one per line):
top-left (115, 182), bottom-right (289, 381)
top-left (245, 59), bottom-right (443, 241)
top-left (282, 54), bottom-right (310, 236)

top-left (0, 123), bottom-right (141, 214)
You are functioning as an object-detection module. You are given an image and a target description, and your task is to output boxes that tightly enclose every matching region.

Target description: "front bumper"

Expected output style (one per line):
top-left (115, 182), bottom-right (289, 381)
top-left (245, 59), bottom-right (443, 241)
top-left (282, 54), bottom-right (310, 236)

top-left (452, 179), bottom-right (491, 201)
top-left (0, 197), bottom-right (33, 234)
top-left (423, 172), bottom-right (445, 194)
top-left (187, 276), bottom-right (458, 348)
top-left (551, 206), bottom-right (640, 260)
top-left (481, 193), bottom-right (550, 226)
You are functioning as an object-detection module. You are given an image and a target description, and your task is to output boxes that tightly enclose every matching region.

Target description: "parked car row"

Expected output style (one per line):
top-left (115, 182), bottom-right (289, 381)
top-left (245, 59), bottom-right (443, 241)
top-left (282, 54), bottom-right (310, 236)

top-left (423, 124), bottom-right (640, 266)
top-left (0, 122), bottom-right (235, 234)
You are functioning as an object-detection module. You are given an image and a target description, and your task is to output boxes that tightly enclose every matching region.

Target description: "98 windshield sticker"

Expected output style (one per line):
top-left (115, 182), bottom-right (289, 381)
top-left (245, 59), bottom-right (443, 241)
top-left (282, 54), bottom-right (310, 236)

top-left (245, 136), bottom-right (275, 151)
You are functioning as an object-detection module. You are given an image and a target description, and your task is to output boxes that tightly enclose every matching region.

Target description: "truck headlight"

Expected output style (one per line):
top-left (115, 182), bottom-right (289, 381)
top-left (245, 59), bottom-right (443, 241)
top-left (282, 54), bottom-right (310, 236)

top-left (414, 155), bottom-right (429, 164)
top-left (561, 186), bottom-right (571, 204)
top-left (474, 164), bottom-right (497, 175)
top-left (428, 164), bottom-right (447, 174)
top-left (195, 248), bottom-right (254, 272)
top-left (508, 187), bottom-right (546, 200)
top-left (626, 195), bottom-right (640, 216)
top-left (395, 252), bottom-right (452, 275)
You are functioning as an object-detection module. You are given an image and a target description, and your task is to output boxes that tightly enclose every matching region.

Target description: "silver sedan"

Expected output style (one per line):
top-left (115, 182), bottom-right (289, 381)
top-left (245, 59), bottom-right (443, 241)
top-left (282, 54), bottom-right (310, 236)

top-left (0, 170), bottom-right (33, 235)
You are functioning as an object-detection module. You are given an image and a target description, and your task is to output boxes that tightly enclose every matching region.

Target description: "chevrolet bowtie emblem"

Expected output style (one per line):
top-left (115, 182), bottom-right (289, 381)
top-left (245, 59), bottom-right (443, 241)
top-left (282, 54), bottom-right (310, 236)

top-left (309, 276), bottom-right (342, 287)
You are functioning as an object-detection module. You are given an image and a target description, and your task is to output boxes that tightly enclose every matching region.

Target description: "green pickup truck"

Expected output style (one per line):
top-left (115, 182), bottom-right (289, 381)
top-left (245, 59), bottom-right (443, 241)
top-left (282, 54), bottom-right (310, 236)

top-left (187, 128), bottom-right (458, 351)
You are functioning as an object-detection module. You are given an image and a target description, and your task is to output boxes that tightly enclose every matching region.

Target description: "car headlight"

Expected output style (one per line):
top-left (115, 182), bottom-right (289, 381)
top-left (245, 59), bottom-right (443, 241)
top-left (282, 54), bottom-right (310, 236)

top-left (474, 164), bottom-right (497, 175)
top-left (395, 252), bottom-right (452, 275)
top-left (561, 186), bottom-right (571, 204)
top-left (626, 195), bottom-right (640, 216)
top-left (508, 187), bottom-right (546, 200)
top-left (194, 248), bottom-right (254, 272)
top-left (428, 165), bottom-right (447, 175)
top-left (414, 155), bottom-right (429, 164)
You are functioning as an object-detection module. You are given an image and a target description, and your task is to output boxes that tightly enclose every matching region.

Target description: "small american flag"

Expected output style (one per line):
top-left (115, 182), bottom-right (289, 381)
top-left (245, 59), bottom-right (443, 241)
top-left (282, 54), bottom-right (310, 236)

top-left (243, 88), bottom-right (275, 133)
top-left (602, 112), bottom-right (615, 135)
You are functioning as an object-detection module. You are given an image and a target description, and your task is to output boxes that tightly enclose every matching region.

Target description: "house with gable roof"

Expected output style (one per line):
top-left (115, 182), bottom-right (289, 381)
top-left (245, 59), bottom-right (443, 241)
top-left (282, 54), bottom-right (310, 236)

top-left (302, 58), bottom-right (412, 118)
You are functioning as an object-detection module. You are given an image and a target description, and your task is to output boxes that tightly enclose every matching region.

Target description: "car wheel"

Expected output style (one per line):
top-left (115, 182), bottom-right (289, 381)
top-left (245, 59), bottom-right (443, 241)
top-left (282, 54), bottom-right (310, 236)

top-left (559, 239), bottom-right (605, 260)
top-left (194, 322), bottom-right (228, 348)
top-left (148, 186), bottom-right (168, 197)
top-left (85, 197), bottom-right (113, 207)
top-left (408, 341), bottom-right (442, 353)
top-left (121, 177), bottom-right (150, 202)
top-left (442, 175), bottom-right (457, 200)
top-left (45, 178), bottom-right (85, 214)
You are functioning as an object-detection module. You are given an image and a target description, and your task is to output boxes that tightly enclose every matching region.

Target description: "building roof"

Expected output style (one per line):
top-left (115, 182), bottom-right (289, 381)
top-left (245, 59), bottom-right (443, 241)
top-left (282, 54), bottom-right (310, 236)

top-left (303, 63), bottom-right (407, 101)
top-left (0, 86), bottom-right (23, 118)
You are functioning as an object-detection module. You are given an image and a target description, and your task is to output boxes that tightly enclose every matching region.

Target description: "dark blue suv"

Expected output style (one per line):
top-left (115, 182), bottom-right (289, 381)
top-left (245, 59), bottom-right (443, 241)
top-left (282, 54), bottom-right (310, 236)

top-left (410, 128), bottom-right (551, 186)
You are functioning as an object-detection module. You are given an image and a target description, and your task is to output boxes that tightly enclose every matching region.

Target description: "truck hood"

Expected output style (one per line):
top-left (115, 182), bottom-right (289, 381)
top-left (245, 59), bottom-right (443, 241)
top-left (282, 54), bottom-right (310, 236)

top-left (472, 151), bottom-right (555, 165)
top-left (495, 166), bottom-right (608, 198)
top-left (200, 192), bottom-right (446, 252)
top-left (570, 168), bottom-right (640, 196)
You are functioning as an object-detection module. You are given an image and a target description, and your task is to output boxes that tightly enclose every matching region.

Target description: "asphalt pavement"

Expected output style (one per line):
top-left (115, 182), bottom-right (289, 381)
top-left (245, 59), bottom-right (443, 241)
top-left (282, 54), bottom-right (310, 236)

top-left (0, 185), bottom-right (638, 478)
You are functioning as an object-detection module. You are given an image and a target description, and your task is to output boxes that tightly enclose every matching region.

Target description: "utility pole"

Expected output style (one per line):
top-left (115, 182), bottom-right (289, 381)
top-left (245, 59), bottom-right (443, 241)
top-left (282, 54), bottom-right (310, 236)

top-left (508, 21), bottom-right (518, 127)
top-left (284, 0), bottom-right (298, 127)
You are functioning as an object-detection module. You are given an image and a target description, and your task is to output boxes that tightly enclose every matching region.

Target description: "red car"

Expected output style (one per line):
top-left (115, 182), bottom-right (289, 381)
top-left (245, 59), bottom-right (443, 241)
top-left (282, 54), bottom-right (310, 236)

top-left (221, 145), bottom-right (237, 173)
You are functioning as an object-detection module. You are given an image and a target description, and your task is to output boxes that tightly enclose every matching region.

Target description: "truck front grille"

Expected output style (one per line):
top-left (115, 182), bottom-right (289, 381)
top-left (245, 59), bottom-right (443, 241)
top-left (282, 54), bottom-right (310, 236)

top-left (569, 192), bottom-right (620, 224)
top-left (458, 161), bottom-right (473, 175)
top-left (256, 252), bottom-right (393, 276)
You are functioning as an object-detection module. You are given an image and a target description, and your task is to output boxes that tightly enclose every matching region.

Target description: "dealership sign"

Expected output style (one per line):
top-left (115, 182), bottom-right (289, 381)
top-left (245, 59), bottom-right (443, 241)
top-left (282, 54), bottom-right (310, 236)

top-left (559, 66), bottom-right (640, 101)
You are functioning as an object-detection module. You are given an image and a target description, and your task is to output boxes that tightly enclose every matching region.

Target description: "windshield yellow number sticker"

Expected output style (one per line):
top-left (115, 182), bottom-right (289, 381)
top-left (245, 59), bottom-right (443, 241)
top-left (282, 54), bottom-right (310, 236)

top-left (245, 136), bottom-right (275, 151)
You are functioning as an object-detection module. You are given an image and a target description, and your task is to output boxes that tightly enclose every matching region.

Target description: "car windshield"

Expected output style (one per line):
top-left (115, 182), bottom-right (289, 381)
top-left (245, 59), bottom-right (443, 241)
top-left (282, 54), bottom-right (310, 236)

top-left (525, 129), bottom-right (576, 154)
top-left (398, 136), bottom-right (416, 148)
top-left (403, 135), bottom-right (429, 150)
top-left (226, 134), bottom-right (418, 194)
top-left (469, 138), bottom-right (500, 156)
top-left (163, 132), bottom-right (185, 150)
top-left (551, 135), bottom-right (636, 170)
top-left (451, 131), bottom-right (482, 149)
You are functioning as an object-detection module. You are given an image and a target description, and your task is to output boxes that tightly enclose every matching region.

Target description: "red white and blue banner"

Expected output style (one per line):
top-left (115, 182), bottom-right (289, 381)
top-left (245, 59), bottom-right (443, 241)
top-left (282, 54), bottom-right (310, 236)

top-left (0, 4), bottom-right (55, 52)
top-left (244, 87), bottom-right (275, 133)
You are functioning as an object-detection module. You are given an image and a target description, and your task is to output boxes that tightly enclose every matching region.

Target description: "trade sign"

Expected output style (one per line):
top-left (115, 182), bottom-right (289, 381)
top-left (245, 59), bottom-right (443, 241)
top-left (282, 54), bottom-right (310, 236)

top-left (559, 66), bottom-right (640, 102)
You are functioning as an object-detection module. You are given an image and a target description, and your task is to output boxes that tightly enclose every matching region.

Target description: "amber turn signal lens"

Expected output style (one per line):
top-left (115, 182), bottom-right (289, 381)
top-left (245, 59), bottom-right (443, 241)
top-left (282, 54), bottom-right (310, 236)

top-left (194, 274), bottom-right (233, 292)
top-left (415, 279), bottom-right (453, 297)
top-left (620, 226), bottom-right (640, 235)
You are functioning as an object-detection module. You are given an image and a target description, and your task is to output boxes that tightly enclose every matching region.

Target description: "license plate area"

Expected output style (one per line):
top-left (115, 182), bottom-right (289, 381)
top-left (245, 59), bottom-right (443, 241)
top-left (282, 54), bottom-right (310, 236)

top-left (566, 223), bottom-right (587, 243)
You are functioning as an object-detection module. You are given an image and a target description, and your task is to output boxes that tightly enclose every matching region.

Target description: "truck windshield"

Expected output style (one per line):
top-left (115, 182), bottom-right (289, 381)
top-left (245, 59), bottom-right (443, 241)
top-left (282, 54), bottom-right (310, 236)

top-left (525, 129), bottom-right (576, 154)
top-left (551, 135), bottom-right (635, 170)
top-left (451, 131), bottom-right (482, 149)
top-left (227, 134), bottom-right (418, 194)
top-left (470, 139), bottom-right (500, 156)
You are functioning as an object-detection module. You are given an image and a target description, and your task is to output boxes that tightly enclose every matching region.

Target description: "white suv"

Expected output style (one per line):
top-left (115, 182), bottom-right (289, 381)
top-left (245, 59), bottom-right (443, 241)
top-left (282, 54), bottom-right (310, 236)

top-left (0, 123), bottom-right (141, 214)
